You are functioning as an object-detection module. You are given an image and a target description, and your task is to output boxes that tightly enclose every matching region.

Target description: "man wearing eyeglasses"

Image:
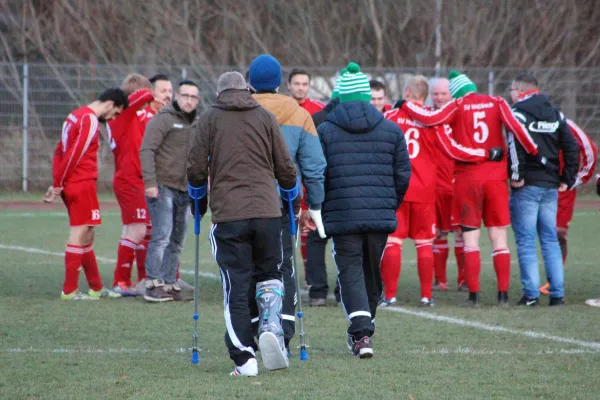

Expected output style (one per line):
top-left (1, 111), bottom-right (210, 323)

top-left (140, 80), bottom-right (201, 302)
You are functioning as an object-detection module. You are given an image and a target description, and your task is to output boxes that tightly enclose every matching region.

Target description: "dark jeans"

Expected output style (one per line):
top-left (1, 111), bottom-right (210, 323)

top-left (306, 230), bottom-right (329, 299)
top-left (210, 217), bottom-right (283, 366)
top-left (331, 232), bottom-right (388, 339)
top-left (145, 184), bottom-right (189, 284)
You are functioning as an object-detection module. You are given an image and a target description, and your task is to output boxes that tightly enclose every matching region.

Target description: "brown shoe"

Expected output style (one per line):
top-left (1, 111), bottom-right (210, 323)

top-left (309, 298), bottom-right (326, 307)
top-left (166, 283), bottom-right (193, 301)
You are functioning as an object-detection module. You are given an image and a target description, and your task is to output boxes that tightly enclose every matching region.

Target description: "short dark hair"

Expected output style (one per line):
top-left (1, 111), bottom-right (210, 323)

top-left (97, 88), bottom-right (128, 108)
top-left (149, 74), bottom-right (169, 85)
top-left (369, 79), bottom-right (386, 93)
top-left (288, 69), bottom-right (311, 83)
top-left (513, 73), bottom-right (538, 88)
top-left (179, 79), bottom-right (198, 88)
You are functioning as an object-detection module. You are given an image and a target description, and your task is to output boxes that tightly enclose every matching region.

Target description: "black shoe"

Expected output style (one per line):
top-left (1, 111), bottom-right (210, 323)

top-left (549, 297), bottom-right (565, 307)
top-left (497, 291), bottom-right (509, 308)
top-left (460, 292), bottom-right (481, 308)
top-left (517, 296), bottom-right (539, 307)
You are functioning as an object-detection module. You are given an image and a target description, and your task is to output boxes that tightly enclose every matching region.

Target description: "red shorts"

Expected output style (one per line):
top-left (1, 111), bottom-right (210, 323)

top-left (451, 180), bottom-right (509, 229)
top-left (435, 189), bottom-right (453, 233)
top-left (391, 201), bottom-right (436, 240)
top-left (556, 189), bottom-right (576, 230)
top-left (61, 180), bottom-right (101, 226)
top-left (114, 180), bottom-right (149, 225)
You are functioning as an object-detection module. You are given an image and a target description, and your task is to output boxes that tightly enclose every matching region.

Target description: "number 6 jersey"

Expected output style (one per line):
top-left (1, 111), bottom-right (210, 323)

top-left (400, 93), bottom-right (539, 181)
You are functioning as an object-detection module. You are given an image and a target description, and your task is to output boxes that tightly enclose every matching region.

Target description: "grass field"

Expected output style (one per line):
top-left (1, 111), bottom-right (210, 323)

top-left (2, 200), bottom-right (600, 399)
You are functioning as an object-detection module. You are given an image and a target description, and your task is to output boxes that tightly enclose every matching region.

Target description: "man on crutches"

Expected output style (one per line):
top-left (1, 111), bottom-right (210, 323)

top-left (186, 72), bottom-right (297, 376)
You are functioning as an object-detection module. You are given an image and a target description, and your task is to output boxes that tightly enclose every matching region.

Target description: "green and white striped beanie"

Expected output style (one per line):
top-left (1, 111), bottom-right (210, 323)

top-left (448, 70), bottom-right (477, 99)
top-left (331, 68), bottom-right (347, 100)
top-left (338, 62), bottom-right (372, 103)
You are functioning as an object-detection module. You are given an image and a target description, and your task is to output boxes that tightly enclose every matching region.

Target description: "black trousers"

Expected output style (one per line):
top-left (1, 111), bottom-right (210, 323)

top-left (306, 230), bottom-right (330, 299)
top-left (210, 217), bottom-right (283, 366)
top-left (331, 232), bottom-right (388, 339)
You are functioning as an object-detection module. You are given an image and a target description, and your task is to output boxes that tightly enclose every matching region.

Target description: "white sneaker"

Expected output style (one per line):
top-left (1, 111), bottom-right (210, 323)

top-left (259, 332), bottom-right (289, 371)
top-left (585, 298), bottom-right (600, 307)
top-left (230, 357), bottom-right (258, 377)
top-left (378, 297), bottom-right (396, 307)
top-left (419, 297), bottom-right (434, 307)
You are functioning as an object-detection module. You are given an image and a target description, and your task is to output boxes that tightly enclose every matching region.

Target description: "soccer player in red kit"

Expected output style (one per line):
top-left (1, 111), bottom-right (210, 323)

top-left (287, 68), bottom-right (325, 282)
top-left (429, 78), bottom-right (467, 292)
top-left (399, 70), bottom-right (540, 307)
top-left (539, 118), bottom-right (597, 295)
top-left (381, 76), bottom-right (502, 306)
top-left (108, 74), bottom-right (155, 295)
top-left (44, 88), bottom-right (129, 300)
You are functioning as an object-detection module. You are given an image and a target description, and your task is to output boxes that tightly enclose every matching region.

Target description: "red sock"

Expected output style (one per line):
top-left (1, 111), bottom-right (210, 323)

top-left (63, 245), bottom-right (83, 295)
top-left (455, 240), bottom-right (465, 285)
top-left (82, 245), bottom-right (103, 291)
top-left (433, 239), bottom-right (449, 284)
top-left (463, 246), bottom-right (481, 293)
top-left (416, 243), bottom-right (434, 299)
top-left (492, 248), bottom-right (511, 292)
top-left (135, 227), bottom-right (151, 281)
top-left (113, 238), bottom-right (137, 286)
top-left (380, 243), bottom-right (402, 300)
top-left (176, 263), bottom-right (181, 280)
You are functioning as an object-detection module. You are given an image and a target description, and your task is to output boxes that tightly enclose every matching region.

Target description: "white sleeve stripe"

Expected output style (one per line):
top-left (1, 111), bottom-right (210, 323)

top-left (436, 126), bottom-right (486, 161)
top-left (500, 104), bottom-right (537, 150)
top-left (406, 101), bottom-right (456, 125)
top-left (567, 119), bottom-right (595, 178)
top-left (507, 132), bottom-right (520, 180)
top-left (60, 114), bottom-right (98, 185)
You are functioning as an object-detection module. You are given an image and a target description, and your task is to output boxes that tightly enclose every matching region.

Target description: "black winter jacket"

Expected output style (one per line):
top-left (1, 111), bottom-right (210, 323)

top-left (508, 94), bottom-right (579, 189)
top-left (318, 101), bottom-right (411, 236)
top-left (312, 98), bottom-right (340, 129)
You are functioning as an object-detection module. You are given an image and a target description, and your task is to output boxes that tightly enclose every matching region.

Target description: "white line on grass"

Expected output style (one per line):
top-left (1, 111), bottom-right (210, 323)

top-left (2, 243), bottom-right (600, 351)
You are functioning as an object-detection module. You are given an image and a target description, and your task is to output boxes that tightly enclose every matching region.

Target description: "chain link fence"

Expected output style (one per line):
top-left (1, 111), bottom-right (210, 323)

top-left (1, 63), bottom-right (599, 191)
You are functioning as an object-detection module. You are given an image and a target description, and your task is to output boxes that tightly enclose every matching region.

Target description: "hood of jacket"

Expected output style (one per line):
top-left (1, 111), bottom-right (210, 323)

top-left (213, 89), bottom-right (261, 111)
top-left (326, 101), bottom-right (384, 134)
top-left (513, 93), bottom-right (560, 122)
top-left (252, 93), bottom-right (299, 125)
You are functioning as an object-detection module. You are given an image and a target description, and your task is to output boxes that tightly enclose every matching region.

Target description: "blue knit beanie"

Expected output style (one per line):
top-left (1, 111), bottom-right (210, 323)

top-left (249, 54), bottom-right (282, 92)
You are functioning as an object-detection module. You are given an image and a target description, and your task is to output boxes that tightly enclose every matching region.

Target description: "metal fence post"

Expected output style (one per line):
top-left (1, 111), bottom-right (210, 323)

top-left (181, 67), bottom-right (187, 80)
top-left (488, 69), bottom-right (494, 95)
top-left (22, 63), bottom-right (29, 193)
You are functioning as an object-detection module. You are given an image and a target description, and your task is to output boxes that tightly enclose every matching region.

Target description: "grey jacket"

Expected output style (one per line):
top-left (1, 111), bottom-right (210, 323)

top-left (140, 102), bottom-right (198, 192)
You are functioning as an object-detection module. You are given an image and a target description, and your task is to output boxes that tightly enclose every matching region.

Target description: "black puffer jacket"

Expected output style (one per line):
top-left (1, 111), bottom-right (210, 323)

top-left (318, 101), bottom-right (411, 236)
top-left (508, 93), bottom-right (579, 188)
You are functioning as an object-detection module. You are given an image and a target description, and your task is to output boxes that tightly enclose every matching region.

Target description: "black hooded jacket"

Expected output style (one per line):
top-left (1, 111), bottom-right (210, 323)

top-left (507, 93), bottom-right (579, 189)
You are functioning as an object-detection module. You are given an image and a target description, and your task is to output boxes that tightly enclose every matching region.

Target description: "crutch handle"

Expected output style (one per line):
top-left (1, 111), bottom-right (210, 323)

top-left (279, 183), bottom-right (299, 235)
top-left (188, 184), bottom-right (207, 235)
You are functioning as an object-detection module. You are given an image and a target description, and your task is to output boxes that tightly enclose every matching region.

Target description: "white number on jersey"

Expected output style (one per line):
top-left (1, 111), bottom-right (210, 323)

top-left (91, 210), bottom-right (101, 220)
top-left (405, 128), bottom-right (421, 159)
top-left (473, 111), bottom-right (489, 143)
top-left (136, 208), bottom-right (147, 219)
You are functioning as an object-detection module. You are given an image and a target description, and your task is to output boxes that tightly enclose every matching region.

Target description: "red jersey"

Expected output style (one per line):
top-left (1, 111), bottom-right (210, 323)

top-left (560, 119), bottom-right (597, 187)
top-left (402, 93), bottom-right (539, 181)
top-left (299, 98), bottom-right (325, 115)
top-left (435, 125), bottom-right (455, 193)
top-left (137, 104), bottom-right (158, 133)
top-left (385, 107), bottom-right (489, 203)
top-left (52, 106), bottom-right (100, 187)
top-left (382, 104), bottom-right (392, 113)
top-left (107, 89), bottom-right (154, 181)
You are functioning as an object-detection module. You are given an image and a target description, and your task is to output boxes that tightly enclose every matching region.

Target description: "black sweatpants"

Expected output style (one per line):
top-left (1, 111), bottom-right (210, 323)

top-left (279, 213), bottom-right (296, 349)
top-left (306, 230), bottom-right (330, 299)
top-left (209, 217), bottom-right (283, 366)
top-left (331, 232), bottom-right (388, 339)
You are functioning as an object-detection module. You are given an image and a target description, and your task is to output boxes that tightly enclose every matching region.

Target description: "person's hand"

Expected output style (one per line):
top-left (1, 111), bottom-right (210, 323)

top-left (300, 210), bottom-right (316, 234)
top-left (308, 209), bottom-right (327, 239)
top-left (558, 183), bottom-right (568, 192)
top-left (145, 187), bottom-right (158, 198)
top-left (487, 147), bottom-right (503, 162)
top-left (511, 180), bottom-right (524, 188)
top-left (43, 185), bottom-right (62, 203)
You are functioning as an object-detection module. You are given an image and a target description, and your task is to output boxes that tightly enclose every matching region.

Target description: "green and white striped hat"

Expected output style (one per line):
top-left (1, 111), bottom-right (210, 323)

top-left (338, 62), bottom-right (372, 103)
top-left (448, 70), bottom-right (477, 99)
top-left (331, 68), bottom-right (347, 100)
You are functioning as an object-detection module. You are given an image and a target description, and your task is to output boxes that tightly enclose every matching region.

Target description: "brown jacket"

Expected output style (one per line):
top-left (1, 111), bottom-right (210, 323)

top-left (186, 89), bottom-right (297, 223)
top-left (140, 102), bottom-right (198, 192)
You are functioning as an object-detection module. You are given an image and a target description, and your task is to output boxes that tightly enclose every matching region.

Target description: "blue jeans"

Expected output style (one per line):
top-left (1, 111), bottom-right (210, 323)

top-left (145, 184), bottom-right (190, 284)
top-left (510, 186), bottom-right (564, 299)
